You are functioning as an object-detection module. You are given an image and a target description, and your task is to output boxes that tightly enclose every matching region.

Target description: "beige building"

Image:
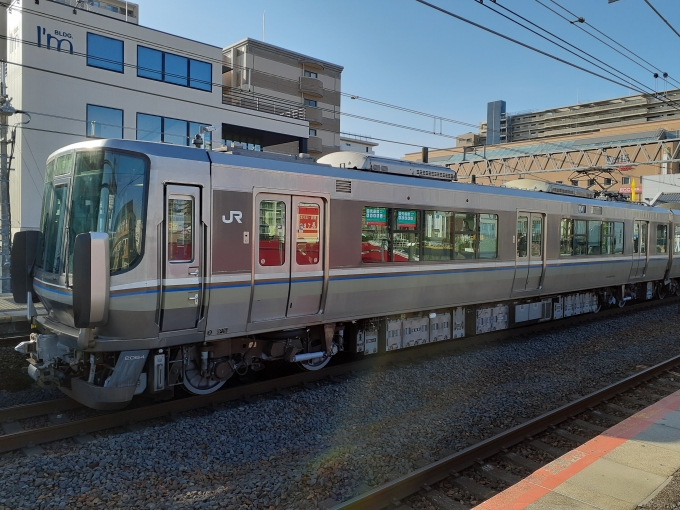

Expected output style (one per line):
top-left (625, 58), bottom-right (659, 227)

top-left (405, 91), bottom-right (680, 200)
top-left (222, 38), bottom-right (343, 157)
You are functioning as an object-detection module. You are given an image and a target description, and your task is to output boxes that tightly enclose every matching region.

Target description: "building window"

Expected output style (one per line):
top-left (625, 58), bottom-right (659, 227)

top-left (604, 178), bottom-right (612, 186)
top-left (137, 46), bottom-right (212, 91)
top-left (622, 176), bottom-right (631, 185)
top-left (571, 179), bottom-right (579, 187)
top-left (556, 181), bottom-right (563, 184)
top-left (588, 179), bottom-right (596, 187)
top-left (136, 113), bottom-right (212, 148)
top-left (86, 104), bottom-right (123, 139)
top-left (87, 33), bottom-right (124, 73)
top-left (309, 129), bottom-right (317, 136)
top-left (304, 98), bottom-right (317, 107)
top-left (304, 70), bottom-right (318, 78)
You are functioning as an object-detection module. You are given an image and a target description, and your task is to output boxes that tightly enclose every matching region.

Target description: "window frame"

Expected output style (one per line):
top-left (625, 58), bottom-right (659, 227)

top-left (136, 112), bottom-right (212, 147)
top-left (86, 104), bottom-right (124, 139)
top-left (136, 45), bottom-right (213, 92)
top-left (86, 32), bottom-right (124, 73)
top-left (560, 217), bottom-right (625, 257)
top-left (303, 98), bottom-right (317, 107)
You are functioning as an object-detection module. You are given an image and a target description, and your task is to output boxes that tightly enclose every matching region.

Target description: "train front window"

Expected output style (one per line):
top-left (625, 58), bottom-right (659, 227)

top-left (67, 150), bottom-right (148, 276)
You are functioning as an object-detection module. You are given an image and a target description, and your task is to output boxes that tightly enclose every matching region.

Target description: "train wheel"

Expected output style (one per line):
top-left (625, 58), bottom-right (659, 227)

top-left (592, 295), bottom-right (602, 313)
top-left (298, 355), bottom-right (332, 371)
top-left (183, 360), bottom-right (226, 395)
top-left (658, 284), bottom-right (667, 300)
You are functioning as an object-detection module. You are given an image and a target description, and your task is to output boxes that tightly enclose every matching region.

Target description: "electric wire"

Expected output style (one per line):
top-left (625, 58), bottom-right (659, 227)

top-left (642, 0), bottom-right (680, 40)
top-left (544, 0), bottom-right (680, 89)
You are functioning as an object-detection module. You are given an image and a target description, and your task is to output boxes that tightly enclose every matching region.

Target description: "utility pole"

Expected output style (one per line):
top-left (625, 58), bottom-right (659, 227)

top-left (0, 61), bottom-right (16, 293)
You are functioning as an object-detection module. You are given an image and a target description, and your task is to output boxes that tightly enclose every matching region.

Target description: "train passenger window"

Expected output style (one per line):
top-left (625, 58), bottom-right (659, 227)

top-left (573, 220), bottom-right (588, 255)
top-left (601, 222), bottom-right (615, 255)
top-left (560, 219), bottom-right (573, 256)
top-left (635, 222), bottom-right (647, 255)
top-left (531, 217), bottom-right (542, 257)
top-left (393, 210), bottom-right (420, 262)
top-left (675, 226), bottom-right (680, 254)
top-left (588, 221), bottom-right (601, 255)
top-left (259, 201), bottom-right (286, 266)
top-left (362, 207), bottom-right (390, 263)
top-left (614, 223), bottom-right (624, 254)
top-left (455, 213), bottom-right (477, 259)
top-left (479, 214), bottom-right (498, 259)
top-left (167, 199), bottom-right (193, 262)
top-left (657, 225), bottom-right (668, 254)
top-left (423, 211), bottom-right (453, 261)
top-left (295, 203), bottom-right (320, 265)
top-left (516, 216), bottom-right (528, 258)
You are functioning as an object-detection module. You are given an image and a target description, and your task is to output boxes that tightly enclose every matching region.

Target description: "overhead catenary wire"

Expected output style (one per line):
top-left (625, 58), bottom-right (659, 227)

top-left (541, 0), bottom-right (680, 89)
top-left (642, 0), bottom-right (680, 40)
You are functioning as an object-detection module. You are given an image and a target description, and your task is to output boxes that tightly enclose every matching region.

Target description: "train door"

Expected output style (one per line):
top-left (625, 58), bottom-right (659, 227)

top-left (513, 212), bottom-right (544, 292)
top-left (630, 220), bottom-right (648, 279)
top-left (250, 194), bottom-right (325, 322)
top-left (161, 185), bottom-right (203, 332)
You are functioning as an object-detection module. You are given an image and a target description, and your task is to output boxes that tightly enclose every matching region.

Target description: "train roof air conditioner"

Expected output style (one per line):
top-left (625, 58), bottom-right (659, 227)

top-left (317, 152), bottom-right (457, 182)
top-left (501, 178), bottom-right (595, 199)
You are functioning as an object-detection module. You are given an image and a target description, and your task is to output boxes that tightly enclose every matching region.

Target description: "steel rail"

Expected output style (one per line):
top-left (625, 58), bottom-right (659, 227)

top-left (331, 354), bottom-right (680, 510)
top-left (0, 296), bottom-right (677, 454)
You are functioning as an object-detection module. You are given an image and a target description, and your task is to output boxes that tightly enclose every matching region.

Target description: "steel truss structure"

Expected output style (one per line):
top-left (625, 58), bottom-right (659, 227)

top-left (448, 137), bottom-right (680, 182)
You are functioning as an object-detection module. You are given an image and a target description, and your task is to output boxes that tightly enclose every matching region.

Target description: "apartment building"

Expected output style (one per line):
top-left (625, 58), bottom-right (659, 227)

top-left (222, 38), bottom-right (343, 157)
top-left (339, 133), bottom-right (377, 155)
top-left (5, 0), bottom-right (329, 233)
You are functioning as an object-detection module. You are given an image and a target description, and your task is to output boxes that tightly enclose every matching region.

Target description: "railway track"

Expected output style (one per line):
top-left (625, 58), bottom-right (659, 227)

top-left (1, 297), bottom-right (678, 457)
top-left (331, 354), bottom-right (680, 509)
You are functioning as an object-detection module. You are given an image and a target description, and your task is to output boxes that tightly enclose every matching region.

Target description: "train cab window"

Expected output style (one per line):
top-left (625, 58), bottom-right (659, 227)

top-left (455, 213), bottom-right (477, 259)
top-left (259, 200), bottom-right (287, 266)
top-left (588, 221), bottom-right (601, 255)
top-left (516, 216), bottom-right (528, 258)
top-left (657, 224), bottom-right (668, 254)
top-left (423, 211), bottom-right (453, 261)
top-left (479, 214), bottom-right (498, 259)
top-left (675, 226), bottom-right (680, 254)
top-left (393, 210), bottom-right (420, 262)
top-left (167, 199), bottom-right (194, 262)
top-left (362, 207), bottom-right (390, 263)
top-left (295, 203), bottom-right (320, 265)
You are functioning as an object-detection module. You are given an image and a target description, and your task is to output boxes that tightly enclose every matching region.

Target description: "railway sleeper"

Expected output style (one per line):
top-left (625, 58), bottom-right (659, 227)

top-left (450, 475), bottom-right (498, 501)
top-left (502, 451), bottom-right (543, 472)
top-left (552, 427), bottom-right (589, 445)
top-left (423, 490), bottom-right (467, 510)
top-left (474, 462), bottom-right (522, 485)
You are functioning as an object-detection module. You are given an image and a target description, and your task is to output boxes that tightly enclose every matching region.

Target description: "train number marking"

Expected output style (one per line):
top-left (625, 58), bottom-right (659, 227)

top-left (222, 211), bottom-right (243, 224)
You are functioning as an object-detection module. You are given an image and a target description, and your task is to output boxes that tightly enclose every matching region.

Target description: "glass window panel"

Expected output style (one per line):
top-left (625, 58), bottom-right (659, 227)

top-left (87, 33), bottom-right (123, 72)
top-left (614, 222), bottom-right (624, 254)
top-left (633, 222), bottom-right (640, 254)
top-left (423, 211), bottom-right (453, 261)
top-left (67, 150), bottom-right (148, 274)
top-left (137, 46), bottom-right (162, 80)
top-left (588, 221), bottom-right (601, 255)
top-left (167, 199), bottom-right (193, 262)
top-left (86, 105), bottom-right (123, 139)
top-left (573, 220), bottom-right (587, 255)
top-left (259, 201), bottom-right (286, 266)
top-left (657, 224), bottom-right (668, 253)
top-left (393, 233), bottom-right (420, 262)
top-left (395, 210), bottom-right (418, 230)
top-left (296, 203), bottom-right (320, 265)
top-left (164, 53), bottom-right (188, 86)
top-left (189, 59), bottom-right (212, 91)
top-left (560, 218), bottom-right (573, 256)
top-left (136, 113), bottom-right (162, 142)
top-left (454, 232), bottom-right (476, 259)
top-left (455, 213), bottom-right (476, 233)
top-left (54, 153), bottom-right (72, 176)
top-left (479, 214), bottom-right (498, 259)
top-left (362, 207), bottom-right (389, 263)
top-left (675, 226), bottom-right (680, 254)
top-left (531, 217), bottom-right (542, 257)
top-left (601, 221), bottom-right (614, 255)
top-left (640, 223), bottom-right (647, 254)
top-left (41, 184), bottom-right (67, 274)
top-left (163, 117), bottom-right (188, 146)
top-left (35, 162), bottom-right (54, 270)
top-left (516, 216), bottom-right (528, 258)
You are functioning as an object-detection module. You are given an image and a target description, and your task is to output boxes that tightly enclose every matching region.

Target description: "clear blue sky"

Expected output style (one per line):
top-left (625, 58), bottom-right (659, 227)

top-left (139, 0), bottom-right (679, 158)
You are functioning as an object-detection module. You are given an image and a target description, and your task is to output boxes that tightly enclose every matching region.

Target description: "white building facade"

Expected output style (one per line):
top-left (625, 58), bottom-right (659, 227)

top-left (6, 0), bottom-right (310, 233)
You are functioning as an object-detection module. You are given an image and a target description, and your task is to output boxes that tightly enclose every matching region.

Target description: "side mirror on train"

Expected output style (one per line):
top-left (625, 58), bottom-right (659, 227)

top-left (10, 230), bottom-right (42, 305)
top-left (72, 232), bottom-right (110, 329)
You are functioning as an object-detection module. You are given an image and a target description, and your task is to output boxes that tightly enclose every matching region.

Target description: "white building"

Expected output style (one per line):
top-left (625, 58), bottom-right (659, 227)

top-left (6, 0), bottom-right (314, 233)
top-left (339, 133), bottom-right (378, 155)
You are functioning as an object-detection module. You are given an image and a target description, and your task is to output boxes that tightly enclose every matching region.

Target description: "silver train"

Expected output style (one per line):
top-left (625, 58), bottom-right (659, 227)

top-left (12, 139), bottom-right (680, 409)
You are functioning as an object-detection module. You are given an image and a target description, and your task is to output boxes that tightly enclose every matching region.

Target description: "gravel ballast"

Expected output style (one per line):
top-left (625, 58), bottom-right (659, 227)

top-left (2, 304), bottom-right (680, 509)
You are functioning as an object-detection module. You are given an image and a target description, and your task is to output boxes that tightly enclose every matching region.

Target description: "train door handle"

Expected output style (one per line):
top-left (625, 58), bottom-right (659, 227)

top-left (188, 267), bottom-right (199, 276)
top-left (188, 293), bottom-right (199, 305)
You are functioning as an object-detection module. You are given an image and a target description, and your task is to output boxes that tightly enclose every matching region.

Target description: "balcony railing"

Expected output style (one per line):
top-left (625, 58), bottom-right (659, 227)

top-left (222, 89), bottom-right (306, 120)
